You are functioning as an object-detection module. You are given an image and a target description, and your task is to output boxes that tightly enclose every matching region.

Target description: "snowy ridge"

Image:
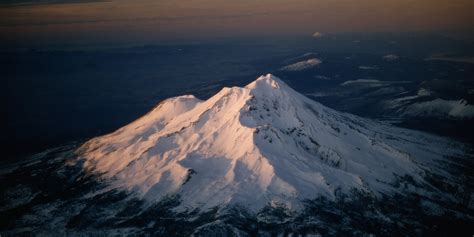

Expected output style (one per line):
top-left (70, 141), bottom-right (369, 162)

top-left (77, 74), bottom-right (461, 211)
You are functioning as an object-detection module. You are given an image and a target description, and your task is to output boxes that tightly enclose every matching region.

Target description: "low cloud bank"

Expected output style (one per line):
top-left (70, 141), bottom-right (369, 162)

top-left (312, 32), bottom-right (323, 38)
top-left (403, 99), bottom-right (474, 118)
top-left (359, 66), bottom-right (378, 70)
top-left (383, 54), bottom-right (399, 61)
top-left (340, 79), bottom-right (384, 87)
top-left (280, 58), bottom-right (322, 71)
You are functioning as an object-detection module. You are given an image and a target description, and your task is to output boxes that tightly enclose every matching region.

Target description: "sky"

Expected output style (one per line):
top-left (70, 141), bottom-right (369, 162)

top-left (0, 0), bottom-right (473, 47)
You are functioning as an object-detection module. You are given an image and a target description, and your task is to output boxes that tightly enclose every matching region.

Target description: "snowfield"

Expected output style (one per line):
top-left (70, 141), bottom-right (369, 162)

top-left (77, 74), bottom-right (465, 212)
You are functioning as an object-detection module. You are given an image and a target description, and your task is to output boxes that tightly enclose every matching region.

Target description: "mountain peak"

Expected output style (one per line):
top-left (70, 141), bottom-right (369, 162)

top-left (246, 73), bottom-right (285, 90)
top-left (78, 74), bottom-right (457, 212)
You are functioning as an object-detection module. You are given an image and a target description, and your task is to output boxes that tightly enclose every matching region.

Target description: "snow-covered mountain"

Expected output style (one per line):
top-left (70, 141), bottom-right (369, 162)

top-left (77, 74), bottom-right (465, 212)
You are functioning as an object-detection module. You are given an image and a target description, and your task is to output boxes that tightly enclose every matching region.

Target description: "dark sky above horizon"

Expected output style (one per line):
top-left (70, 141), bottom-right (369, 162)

top-left (0, 0), bottom-right (473, 47)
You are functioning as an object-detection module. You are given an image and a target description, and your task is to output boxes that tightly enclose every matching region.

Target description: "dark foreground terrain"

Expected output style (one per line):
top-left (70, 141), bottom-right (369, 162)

top-left (1, 143), bottom-right (472, 236)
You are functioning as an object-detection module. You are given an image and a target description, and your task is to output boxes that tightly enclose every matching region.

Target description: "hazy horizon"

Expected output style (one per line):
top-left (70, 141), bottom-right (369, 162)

top-left (1, 0), bottom-right (473, 48)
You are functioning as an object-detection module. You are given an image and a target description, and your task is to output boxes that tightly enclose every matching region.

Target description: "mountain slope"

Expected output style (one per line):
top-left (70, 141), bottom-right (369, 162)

top-left (77, 74), bottom-right (464, 211)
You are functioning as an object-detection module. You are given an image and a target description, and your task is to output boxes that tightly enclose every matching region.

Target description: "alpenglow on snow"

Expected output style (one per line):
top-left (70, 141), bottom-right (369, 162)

top-left (77, 74), bottom-right (464, 211)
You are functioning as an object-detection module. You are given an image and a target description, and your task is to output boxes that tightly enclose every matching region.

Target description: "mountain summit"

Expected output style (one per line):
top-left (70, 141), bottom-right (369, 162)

top-left (78, 74), bottom-right (462, 211)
